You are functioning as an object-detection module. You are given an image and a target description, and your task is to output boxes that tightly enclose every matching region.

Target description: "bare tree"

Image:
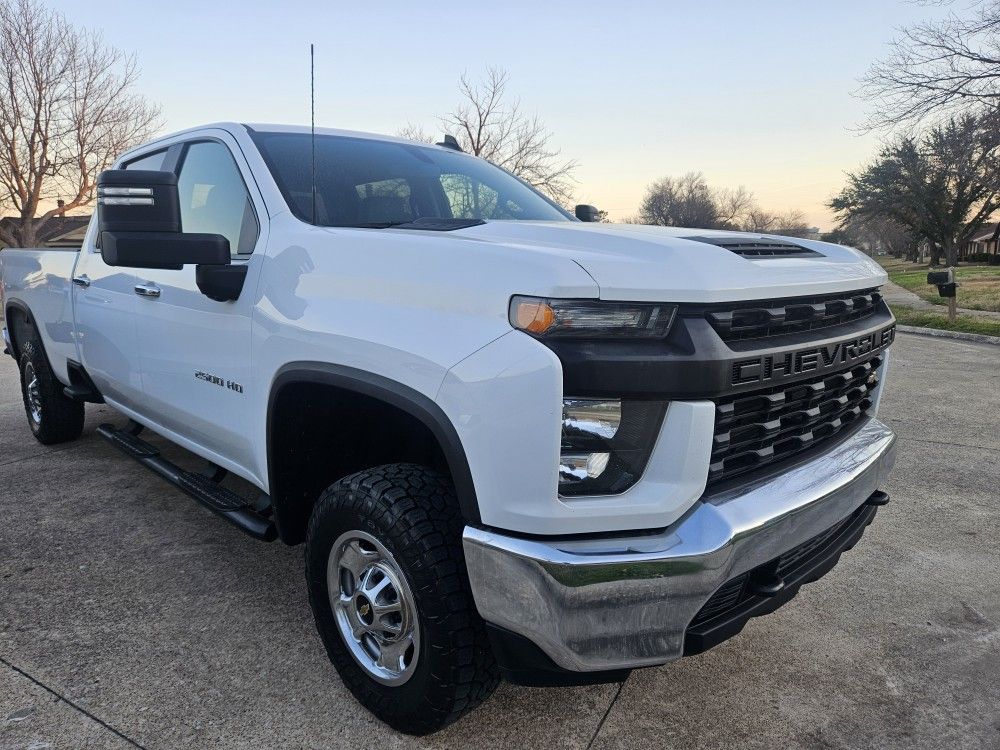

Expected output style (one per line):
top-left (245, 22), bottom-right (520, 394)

top-left (769, 209), bottom-right (813, 238)
top-left (715, 185), bottom-right (755, 228)
top-left (396, 124), bottom-right (434, 144)
top-left (400, 68), bottom-right (577, 204)
top-left (741, 207), bottom-right (779, 233)
top-left (832, 214), bottom-right (917, 259)
top-left (635, 173), bottom-right (813, 236)
top-left (859, 0), bottom-right (1000, 130)
top-left (0, 0), bottom-right (160, 247)
top-left (637, 172), bottom-right (720, 228)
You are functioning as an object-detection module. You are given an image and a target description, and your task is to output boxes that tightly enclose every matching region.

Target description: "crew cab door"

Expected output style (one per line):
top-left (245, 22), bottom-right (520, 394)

top-left (73, 192), bottom-right (149, 410)
top-left (130, 135), bottom-right (266, 478)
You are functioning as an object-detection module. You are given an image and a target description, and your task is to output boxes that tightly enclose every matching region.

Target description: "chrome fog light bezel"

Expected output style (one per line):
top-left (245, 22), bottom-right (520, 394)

top-left (558, 398), bottom-right (668, 497)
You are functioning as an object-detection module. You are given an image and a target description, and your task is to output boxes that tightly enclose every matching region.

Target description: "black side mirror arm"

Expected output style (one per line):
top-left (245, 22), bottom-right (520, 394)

top-left (195, 264), bottom-right (248, 302)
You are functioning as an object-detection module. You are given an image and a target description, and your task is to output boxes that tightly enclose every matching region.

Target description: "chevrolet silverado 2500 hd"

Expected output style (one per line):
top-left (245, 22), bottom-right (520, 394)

top-left (1, 123), bottom-right (897, 735)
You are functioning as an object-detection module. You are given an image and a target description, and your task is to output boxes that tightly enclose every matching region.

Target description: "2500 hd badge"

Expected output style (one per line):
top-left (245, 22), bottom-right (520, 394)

top-left (732, 324), bottom-right (895, 386)
top-left (195, 370), bottom-right (244, 394)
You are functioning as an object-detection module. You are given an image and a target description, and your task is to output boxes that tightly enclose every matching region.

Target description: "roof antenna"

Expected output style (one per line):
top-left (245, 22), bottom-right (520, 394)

top-left (310, 43), bottom-right (317, 225)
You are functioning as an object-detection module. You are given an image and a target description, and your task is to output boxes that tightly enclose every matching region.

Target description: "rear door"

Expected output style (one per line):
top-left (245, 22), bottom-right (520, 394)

top-left (131, 133), bottom-right (266, 478)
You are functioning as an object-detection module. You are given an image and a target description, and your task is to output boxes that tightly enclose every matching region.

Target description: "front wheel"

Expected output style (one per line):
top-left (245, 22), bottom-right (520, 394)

top-left (19, 340), bottom-right (84, 445)
top-left (305, 464), bottom-right (499, 735)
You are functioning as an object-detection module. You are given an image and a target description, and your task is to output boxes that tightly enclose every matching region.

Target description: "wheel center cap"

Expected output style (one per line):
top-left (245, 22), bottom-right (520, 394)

top-left (356, 594), bottom-right (374, 625)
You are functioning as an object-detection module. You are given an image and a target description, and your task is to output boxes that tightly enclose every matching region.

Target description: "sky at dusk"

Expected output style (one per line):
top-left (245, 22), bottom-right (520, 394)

top-left (47, 0), bottom-right (952, 230)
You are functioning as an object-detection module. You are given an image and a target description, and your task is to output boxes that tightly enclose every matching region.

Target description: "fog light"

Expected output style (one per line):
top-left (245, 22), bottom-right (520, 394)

top-left (558, 398), bottom-right (667, 496)
top-left (563, 399), bottom-right (621, 440)
top-left (559, 452), bottom-right (611, 482)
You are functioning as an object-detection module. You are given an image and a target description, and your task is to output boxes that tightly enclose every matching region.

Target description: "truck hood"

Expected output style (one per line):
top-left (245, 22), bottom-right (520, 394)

top-left (458, 221), bottom-right (887, 302)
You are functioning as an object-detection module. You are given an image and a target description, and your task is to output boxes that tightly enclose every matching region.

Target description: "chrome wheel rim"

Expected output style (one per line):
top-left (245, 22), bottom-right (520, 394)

top-left (328, 530), bottom-right (420, 686)
top-left (24, 362), bottom-right (42, 425)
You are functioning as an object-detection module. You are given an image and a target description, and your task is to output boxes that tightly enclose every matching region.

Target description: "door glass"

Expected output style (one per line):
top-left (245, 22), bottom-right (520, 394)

top-left (178, 141), bottom-right (259, 255)
top-left (124, 149), bottom-right (167, 171)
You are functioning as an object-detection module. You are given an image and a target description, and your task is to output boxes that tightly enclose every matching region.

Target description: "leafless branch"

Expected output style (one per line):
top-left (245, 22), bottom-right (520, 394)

top-left (0, 0), bottom-right (160, 246)
top-left (858, 0), bottom-right (1000, 130)
top-left (401, 68), bottom-right (578, 205)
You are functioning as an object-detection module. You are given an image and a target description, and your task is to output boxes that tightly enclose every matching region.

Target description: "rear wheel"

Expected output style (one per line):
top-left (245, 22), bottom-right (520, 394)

top-left (305, 464), bottom-right (499, 735)
top-left (18, 340), bottom-right (84, 445)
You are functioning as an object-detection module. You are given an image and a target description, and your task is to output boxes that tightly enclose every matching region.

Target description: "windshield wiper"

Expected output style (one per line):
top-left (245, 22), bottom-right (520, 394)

top-left (331, 218), bottom-right (487, 231)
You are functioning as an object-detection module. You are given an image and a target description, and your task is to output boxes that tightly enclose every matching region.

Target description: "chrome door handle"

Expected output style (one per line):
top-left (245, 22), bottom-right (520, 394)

top-left (72, 275), bottom-right (91, 288)
top-left (134, 282), bottom-right (161, 299)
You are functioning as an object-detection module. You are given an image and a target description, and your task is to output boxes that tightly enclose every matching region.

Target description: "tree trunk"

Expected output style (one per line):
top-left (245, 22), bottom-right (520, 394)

top-left (929, 243), bottom-right (942, 266)
top-left (942, 238), bottom-right (958, 267)
top-left (10, 218), bottom-right (38, 248)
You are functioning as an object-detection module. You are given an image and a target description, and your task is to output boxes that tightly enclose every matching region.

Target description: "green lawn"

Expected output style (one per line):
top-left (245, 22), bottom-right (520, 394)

top-left (877, 258), bottom-right (1000, 312)
top-left (877, 257), bottom-right (932, 274)
top-left (890, 305), bottom-right (1000, 337)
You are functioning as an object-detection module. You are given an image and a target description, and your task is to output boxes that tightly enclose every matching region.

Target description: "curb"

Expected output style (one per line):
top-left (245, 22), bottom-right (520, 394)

top-left (897, 324), bottom-right (1000, 346)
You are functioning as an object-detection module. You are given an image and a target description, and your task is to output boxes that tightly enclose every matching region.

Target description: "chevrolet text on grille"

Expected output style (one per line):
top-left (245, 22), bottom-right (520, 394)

top-left (731, 324), bottom-right (896, 386)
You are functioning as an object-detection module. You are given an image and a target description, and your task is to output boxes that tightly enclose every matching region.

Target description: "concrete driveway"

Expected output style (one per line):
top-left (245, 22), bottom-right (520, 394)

top-left (1, 333), bottom-right (998, 750)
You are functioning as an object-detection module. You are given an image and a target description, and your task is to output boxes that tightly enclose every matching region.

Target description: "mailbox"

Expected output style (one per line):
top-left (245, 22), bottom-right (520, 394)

top-left (937, 282), bottom-right (957, 298)
top-left (927, 269), bottom-right (954, 285)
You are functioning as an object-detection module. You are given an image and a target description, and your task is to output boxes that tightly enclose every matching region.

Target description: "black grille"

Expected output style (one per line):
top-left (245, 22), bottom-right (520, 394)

top-left (687, 503), bottom-right (872, 631)
top-left (705, 289), bottom-right (882, 341)
top-left (689, 575), bottom-right (748, 626)
top-left (684, 235), bottom-right (822, 258)
top-left (709, 356), bottom-right (881, 486)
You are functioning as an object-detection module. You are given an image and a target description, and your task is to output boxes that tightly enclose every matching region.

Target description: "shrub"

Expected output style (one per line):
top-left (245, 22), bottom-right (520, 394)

top-left (963, 251), bottom-right (1000, 263)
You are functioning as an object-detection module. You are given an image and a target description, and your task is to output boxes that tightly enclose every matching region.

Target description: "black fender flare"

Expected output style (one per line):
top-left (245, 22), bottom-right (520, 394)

top-left (266, 362), bottom-right (482, 540)
top-left (4, 298), bottom-right (38, 360)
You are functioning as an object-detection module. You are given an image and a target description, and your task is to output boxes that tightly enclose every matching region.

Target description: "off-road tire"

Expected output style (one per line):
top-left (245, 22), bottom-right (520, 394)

top-left (305, 463), bottom-right (499, 735)
top-left (18, 339), bottom-right (85, 445)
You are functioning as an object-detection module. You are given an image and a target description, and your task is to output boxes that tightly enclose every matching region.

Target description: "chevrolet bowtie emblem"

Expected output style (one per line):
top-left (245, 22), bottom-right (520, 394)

top-left (359, 603), bottom-right (370, 617)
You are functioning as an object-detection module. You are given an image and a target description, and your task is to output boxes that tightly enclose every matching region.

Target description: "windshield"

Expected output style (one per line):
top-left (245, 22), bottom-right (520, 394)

top-left (249, 131), bottom-right (572, 228)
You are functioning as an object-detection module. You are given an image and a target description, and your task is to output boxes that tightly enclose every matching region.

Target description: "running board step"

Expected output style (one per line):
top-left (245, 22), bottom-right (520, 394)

top-left (97, 423), bottom-right (276, 542)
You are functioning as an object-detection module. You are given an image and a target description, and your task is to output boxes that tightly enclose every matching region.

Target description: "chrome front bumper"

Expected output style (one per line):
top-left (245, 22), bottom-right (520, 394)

top-left (463, 418), bottom-right (896, 673)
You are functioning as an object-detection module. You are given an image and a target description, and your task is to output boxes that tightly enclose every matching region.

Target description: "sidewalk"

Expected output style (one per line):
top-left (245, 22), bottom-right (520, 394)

top-left (883, 280), bottom-right (1000, 321)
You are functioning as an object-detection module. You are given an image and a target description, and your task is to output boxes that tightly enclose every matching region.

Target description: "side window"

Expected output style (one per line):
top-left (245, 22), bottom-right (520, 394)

top-left (124, 149), bottom-right (167, 171)
top-left (177, 141), bottom-right (259, 256)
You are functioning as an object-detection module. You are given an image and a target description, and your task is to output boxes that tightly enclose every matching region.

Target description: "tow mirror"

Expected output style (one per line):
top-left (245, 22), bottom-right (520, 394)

top-left (97, 170), bottom-right (230, 271)
top-left (575, 204), bottom-right (602, 222)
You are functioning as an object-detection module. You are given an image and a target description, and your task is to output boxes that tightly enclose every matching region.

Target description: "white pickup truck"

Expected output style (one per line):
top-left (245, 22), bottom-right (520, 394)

top-left (1, 123), bottom-right (897, 734)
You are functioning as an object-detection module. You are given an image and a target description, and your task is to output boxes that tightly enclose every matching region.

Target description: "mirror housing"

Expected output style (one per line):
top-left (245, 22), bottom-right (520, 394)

top-left (98, 170), bottom-right (181, 233)
top-left (575, 204), bottom-right (602, 222)
top-left (101, 231), bottom-right (230, 271)
top-left (97, 169), bottom-right (230, 270)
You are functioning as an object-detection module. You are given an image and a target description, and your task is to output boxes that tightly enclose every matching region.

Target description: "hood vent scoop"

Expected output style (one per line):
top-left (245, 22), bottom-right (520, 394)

top-left (684, 235), bottom-right (822, 259)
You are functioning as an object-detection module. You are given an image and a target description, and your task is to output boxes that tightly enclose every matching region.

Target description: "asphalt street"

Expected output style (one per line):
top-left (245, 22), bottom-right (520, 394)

top-left (1, 332), bottom-right (998, 749)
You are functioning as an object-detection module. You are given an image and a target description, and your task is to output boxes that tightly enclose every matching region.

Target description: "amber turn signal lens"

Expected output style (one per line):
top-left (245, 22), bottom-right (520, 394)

top-left (509, 296), bottom-right (676, 339)
top-left (513, 298), bottom-right (556, 334)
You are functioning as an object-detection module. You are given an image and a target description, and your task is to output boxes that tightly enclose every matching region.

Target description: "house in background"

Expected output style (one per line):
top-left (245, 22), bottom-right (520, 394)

top-left (0, 214), bottom-right (91, 249)
top-left (961, 222), bottom-right (1000, 261)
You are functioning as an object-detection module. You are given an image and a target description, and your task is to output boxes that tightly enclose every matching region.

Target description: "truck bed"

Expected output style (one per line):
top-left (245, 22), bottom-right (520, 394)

top-left (0, 247), bottom-right (80, 381)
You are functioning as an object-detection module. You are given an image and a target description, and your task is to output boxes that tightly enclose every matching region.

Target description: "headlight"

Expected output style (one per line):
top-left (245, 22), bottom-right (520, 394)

top-left (559, 398), bottom-right (667, 496)
top-left (510, 296), bottom-right (676, 339)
